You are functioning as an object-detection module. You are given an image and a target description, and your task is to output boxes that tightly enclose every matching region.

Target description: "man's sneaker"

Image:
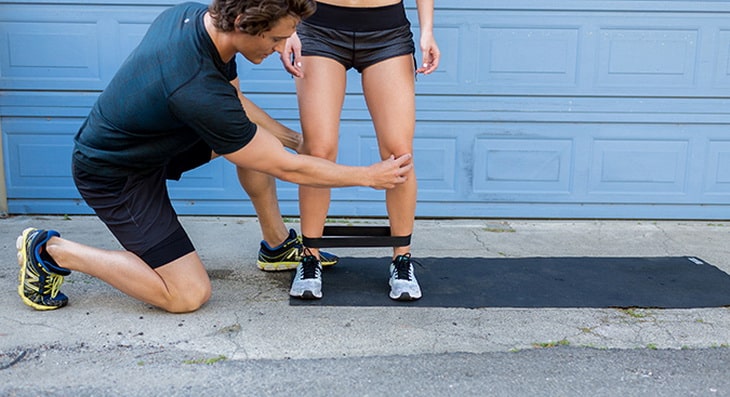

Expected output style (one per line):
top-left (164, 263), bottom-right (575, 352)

top-left (17, 228), bottom-right (71, 310)
top-left (289, 254), bottom-right (322, 299)
top-left (388, 253), bottom-right (422, 301)
top-left (257, 229), bottom-right (338, 271)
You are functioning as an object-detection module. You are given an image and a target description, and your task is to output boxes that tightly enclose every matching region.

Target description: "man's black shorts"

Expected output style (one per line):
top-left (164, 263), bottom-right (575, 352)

top-left (72, 139), bottom-right (212, 268)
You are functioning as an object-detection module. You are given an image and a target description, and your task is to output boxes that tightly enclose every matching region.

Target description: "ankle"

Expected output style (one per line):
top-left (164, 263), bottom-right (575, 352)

top-left (44, 238), bottom-right (66, 267)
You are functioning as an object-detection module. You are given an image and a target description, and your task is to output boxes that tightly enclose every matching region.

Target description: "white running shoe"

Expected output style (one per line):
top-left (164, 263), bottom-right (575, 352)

top-left (388, 253), bottom-right (422, 301)
top-left (289, 255), bottom-right (322, 299)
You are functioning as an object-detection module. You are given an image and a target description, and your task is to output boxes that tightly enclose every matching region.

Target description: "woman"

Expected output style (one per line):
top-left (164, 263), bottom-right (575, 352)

top-left (281, 0), bottom-right (440, 300)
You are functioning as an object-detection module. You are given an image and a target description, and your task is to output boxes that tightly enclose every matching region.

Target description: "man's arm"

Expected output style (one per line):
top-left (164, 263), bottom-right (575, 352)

top-left (230, 77), bottom-right (303, 153)
top-left (224, 125), bottom-right (412, 190)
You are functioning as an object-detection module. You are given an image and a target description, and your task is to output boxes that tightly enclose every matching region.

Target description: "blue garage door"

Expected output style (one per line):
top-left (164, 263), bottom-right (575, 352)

top-left (1, 0), bottom-right (730, 219)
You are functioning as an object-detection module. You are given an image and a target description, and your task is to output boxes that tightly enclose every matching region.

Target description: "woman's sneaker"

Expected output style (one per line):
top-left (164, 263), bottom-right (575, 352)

top-left (289, 254), bottom-right (322, 299)
top-left (17, 228), bottom-right (71, 310)
top-left (257, 229), bottom-right (338, 271)
top-left (388, 253), bottom-right (422, 301)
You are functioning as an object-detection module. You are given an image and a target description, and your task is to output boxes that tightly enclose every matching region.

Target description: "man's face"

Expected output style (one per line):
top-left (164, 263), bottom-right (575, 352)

top-left (236, 15), bottom-right (298, 64)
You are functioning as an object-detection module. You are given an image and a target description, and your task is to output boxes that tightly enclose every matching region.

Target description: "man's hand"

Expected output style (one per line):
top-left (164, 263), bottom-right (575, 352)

top-left (277, 128), bottom-right (304, 153)
top-left (367, 154), bottom-right (414, 189)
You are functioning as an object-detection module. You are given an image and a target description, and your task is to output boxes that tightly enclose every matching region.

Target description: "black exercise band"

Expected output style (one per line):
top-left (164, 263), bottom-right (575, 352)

top-left (302, 226), bottom-right (412, 248)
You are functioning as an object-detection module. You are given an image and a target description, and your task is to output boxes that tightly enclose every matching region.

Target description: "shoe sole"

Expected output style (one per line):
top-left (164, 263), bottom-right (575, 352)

top-left (16, 227), bottom-right (61, 311)
top-left (257, 259), bottom-right (337, 272)
top-left (389, 278), bottom-right (422, 301)
top-left (257, 261), bottom-right (299, 271)
top-left (291, 290), bottom-right (322, 300)
top-left (389, 292), bottom-right (422, 301)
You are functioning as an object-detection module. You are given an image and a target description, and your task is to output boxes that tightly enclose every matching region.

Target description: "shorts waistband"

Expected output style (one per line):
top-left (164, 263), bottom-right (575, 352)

top-left (305, 1), bottom-right (408, 32)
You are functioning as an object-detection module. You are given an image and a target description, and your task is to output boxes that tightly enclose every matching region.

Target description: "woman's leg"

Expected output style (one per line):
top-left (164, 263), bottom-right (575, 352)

top-left (361, 54), bottom-right (417, 258)
top-left (296, 56), bottom-right (348, 258)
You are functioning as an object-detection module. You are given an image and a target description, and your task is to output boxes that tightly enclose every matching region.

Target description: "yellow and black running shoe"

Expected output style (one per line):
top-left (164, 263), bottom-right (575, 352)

top-left (17, 228), bottom-right (70, 310)
top-left (257, 229), bottom-right (338, 271)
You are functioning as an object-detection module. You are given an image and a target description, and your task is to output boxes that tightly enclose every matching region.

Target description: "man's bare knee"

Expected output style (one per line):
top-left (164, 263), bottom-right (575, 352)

top-left (164, 282), bottom-right (211, 313)
top-left (155, 254), bottom-right (212, 313)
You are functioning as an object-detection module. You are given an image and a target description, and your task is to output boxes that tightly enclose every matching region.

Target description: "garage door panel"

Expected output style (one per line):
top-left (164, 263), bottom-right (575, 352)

top-left (409, 18), bottom-right (463, 89)
top-left (473, 137), bottom-right (574, 195)
top-left (478, 27), bottom-right (580, 88)
top-left (588, 139), bottom-right (689, 196)
top-left (2, 22), bottom-right (100, 81)
top-left (414, 137), bottom-right (458, 194)
top-left (597, 28), bottom-right (698, 88)
top-left (716, 30), bottom-right (730, 87)
top-left (0, 4), bottom-right (166, 90)
top-left (3, 118), bottom-right (79, 198)
top-left (705, 140), bottom-right (730, 195)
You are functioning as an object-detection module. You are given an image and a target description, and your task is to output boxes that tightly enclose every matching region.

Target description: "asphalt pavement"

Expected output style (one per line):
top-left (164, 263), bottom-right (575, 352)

top-left (1, 215), bottom-right (729, 396)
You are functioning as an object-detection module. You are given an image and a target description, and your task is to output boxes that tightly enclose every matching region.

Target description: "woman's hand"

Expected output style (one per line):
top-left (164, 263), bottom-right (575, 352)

top-left (416, 31), bottom-right (440, 75)
top-left (280, 32), bottom-right (304, 78)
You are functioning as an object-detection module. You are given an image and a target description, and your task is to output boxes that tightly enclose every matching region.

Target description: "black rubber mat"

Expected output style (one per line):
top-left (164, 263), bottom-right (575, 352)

top-left (288, 256), bottom-right (730, 308)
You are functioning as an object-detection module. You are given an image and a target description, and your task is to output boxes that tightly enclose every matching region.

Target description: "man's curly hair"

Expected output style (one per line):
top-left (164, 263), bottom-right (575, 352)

top-left (209, 0), bottom-right (316, 35)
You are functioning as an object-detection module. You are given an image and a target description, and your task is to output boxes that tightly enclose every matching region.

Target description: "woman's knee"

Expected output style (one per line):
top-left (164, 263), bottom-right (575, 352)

top-left (303, 142), bottom-right (338, 160)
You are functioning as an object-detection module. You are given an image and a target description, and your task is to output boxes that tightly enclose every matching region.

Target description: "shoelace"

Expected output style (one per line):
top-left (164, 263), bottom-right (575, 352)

top-left (393, 253), bottom-right (414, 281)
top-left (44, 274), bottom-right (64, 298)
top-left (300, 247), bottom-right (320, 280)
top-left (294, 236), bottom-right (307, 258)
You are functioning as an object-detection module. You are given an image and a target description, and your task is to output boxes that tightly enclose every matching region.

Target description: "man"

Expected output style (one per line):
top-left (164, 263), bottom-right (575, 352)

top-left (16, 0), bottom-right (412, 313)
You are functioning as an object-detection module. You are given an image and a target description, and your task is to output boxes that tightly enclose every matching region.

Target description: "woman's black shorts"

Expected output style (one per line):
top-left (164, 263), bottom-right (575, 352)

top-left (297, 1), bottom-right (416, 73)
